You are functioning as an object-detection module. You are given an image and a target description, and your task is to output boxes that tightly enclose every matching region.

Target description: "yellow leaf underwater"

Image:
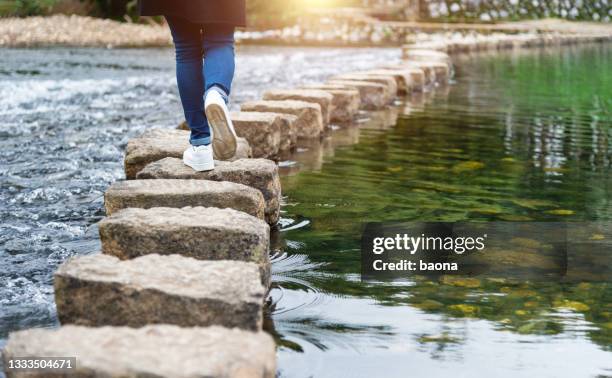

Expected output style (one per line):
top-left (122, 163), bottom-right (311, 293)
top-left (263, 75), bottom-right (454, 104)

top-left (449, 304), bottom-right (479, 317)
top-left (441, 276), bottom-right (481, 288)
top-left (453, 161), bottom-right (485, 172)
top-left (553, 300), bottom-right (590, 312)
top-left (511, 198), bottom-right (557, 210)
top-left (414, 299), bottom-right (444, 311)
top-left (546, 209), bottom-right (575, 216)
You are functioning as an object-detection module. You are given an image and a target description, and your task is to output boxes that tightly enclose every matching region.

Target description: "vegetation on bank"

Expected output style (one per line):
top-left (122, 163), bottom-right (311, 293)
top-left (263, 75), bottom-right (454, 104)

top-left (0, 0), bottom-right (609, 25)
top-left (0, 0), bottom-right (360, 27)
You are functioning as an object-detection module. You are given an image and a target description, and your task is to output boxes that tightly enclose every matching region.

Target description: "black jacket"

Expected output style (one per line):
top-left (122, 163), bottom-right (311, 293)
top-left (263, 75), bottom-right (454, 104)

top-left (139, 0), bottom-right (246, 27)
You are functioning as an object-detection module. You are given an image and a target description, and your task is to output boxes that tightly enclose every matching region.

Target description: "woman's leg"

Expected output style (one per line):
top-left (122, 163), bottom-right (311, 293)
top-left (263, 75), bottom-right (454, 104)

top-left (165, 16), bottom-right (211, 146)
top-left (201, 24), bottom-right (236, 101)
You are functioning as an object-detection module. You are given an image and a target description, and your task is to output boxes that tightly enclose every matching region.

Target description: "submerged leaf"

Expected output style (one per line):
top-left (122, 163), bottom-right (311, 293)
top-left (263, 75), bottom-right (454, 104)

top-left (453, 161), bottom-right (485, 172)
top-left (553, 300), bottom-right (590, 312)
top-left (546, 209), bottom-right (575, 216)
top-left (511, 198), bottom-right (557, 209)
top-left (448, 304), bottom-right (479, 317)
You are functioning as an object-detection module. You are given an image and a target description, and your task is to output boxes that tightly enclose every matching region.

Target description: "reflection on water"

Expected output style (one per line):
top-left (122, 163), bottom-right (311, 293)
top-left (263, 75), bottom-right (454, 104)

top-left (274, 44), bottom-right (611, 377)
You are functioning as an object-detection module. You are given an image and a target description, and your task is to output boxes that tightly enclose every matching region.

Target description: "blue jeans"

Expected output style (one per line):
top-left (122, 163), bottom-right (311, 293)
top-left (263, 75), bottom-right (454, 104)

top-left (166, 16), bottom-right (235, 146)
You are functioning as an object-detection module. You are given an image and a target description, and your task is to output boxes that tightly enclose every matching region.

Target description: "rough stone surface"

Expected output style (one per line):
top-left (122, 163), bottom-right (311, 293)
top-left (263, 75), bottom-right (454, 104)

top-left (326, 79), bottom-right (389, 110)
top-left (381, 66), bottom-right (426, 91)
top-left (137, 157), bottom-right (281, 224)
top-left (263, 89), bottom-right (333, 126)
top-left (402, 61), bottom-right (451, 85)
top-left (275, 113), bottom-right (299, 153)
top-left (421, 62), bottom-right (451, 83)
top-left (104, 179), bottom-right (265, 221)
top-left (402, 62), bottom-right (437, 86)
top-left (182, 113), bottom-right (297, 154)
top-left (230, 112), bottom-right (281, 160)
top-left (54, 254), bottom-right (266, 330)
top-left (300, 84), bottom-right (361, 123)
top-left (99, 207), bottom-right (271, 285)
top-left (357, 69), bottom-right (416, 94)
top-left (124, 128), bottom-right (251, 179)
top-left (3, 325), bottom-right (276, 378)
top-left (241, 100), bottom-right (323, 139)
top-left (331, 74), bottom-right (397, 100)
top-left (402, 48), bottom-right (451, 64)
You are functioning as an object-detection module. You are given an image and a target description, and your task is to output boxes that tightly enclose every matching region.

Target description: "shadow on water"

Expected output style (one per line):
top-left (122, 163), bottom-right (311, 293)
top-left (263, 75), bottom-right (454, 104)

top-left (272, 43), bottom-right (611, 377)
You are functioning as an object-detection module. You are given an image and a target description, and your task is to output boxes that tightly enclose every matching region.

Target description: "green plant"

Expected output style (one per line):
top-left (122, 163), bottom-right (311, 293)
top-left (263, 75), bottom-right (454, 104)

top-left (0, 0), bottom-right (59, 16)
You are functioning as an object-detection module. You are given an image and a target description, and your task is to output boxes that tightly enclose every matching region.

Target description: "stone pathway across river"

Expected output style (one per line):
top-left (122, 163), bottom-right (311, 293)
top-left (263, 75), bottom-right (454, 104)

top-left (2, 30), bottom-right (611, 378)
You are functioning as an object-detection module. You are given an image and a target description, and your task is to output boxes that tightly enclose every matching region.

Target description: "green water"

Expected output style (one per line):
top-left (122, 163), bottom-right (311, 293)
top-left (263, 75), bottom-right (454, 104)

top-left (273, 44), bottom-right (611, 377)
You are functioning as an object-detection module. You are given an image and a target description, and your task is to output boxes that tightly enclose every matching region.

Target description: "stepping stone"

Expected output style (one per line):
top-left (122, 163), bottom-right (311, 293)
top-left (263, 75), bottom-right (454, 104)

top-left (349, 69), bottom-right (412, 94)
top-left (276, 113), bottom-right (298, 153)
top-left (326, 79), bottom-right (388, 110)
top-left (99, 207), bottom-right (271, 286)
top-left (241, 100), bottom-right (323, 140)
top-left (104, 179), bottom-right (265, 221)
top-left (137, 157), bottom-right (281, 225)
top-left (378, 64), bottom-right (427, 89)
top-left (230, 112), bottom-right (281, 160)
top-left (182, 114), bottom-right (297, 155)
top-left (402, 47), bottom-right (451, 64)
top-left (54, 254), bottom-right (266, 330)
top-left (3, 325), bottom-right (276, 378)
top-left (404, 61), bottom-right (450, 84)
top-left (124, 128), bottom-right (252, 179)
top-left (263, 89), bottom-right (333, 126)
top-left (299, 84), bottom-right (361, 123)
top-left (406, 41), bottom-right (449, 52)
top-left (402, 62), bottom-right (437, 86)
top-left (330, 73), bottom-right (397, 99)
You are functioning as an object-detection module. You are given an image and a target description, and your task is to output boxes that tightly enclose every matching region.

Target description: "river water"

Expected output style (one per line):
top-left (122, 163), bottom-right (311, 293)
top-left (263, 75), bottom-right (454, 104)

top-left (1, 44), bottom-right (611, 377)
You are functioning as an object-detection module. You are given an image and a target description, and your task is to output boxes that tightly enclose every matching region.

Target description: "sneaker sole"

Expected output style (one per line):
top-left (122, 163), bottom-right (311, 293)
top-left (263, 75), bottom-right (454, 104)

top-left (205, 103), bottom-right (237, 160)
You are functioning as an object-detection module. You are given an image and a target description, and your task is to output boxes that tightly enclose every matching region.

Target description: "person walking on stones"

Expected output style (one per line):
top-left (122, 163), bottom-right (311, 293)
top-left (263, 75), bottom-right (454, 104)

top-left (139, 0), bottom-right (245, 171)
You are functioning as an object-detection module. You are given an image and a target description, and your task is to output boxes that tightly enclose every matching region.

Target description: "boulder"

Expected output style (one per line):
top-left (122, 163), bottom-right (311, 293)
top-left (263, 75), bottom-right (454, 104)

top-left (54, 254), bottom-right (266, 330)
top-left (299, 84), bottom-right (361, 123)
top-left (124, 128), bottom-right (251, 179)
top-left (104, 179), bottom-right (265, 221)
top-left (263, 89), bottom-right (333, 126)
top-left (99, 207), bottom-right (271, 286)
top-left (241, 100), bottom-right (323, 139)
top-left (230, 112), bottom-right (281, 160)
top-left (2, 325), bottom-right (276, 378)
top-left (136, 157), bottom-right (280, 225)
top-left (326, 80), bottom-right (388, 110)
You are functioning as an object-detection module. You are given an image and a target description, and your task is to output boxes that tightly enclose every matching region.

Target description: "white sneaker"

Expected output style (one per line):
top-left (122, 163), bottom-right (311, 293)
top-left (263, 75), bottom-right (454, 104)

top-left (183, 144), bottom-right (214, 171)
top-left (205, 89), bottom-right (237, 160)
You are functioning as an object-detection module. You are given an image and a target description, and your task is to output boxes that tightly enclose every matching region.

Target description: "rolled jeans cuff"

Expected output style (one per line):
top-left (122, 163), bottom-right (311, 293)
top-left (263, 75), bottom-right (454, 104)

top-left (190, 135), bottom-right (211, 146)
